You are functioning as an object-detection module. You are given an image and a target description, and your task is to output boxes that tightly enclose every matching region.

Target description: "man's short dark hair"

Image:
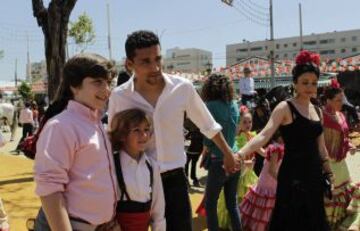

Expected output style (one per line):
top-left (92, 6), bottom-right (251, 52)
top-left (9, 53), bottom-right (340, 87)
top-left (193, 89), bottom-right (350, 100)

top-left (125, 30), bottom-right (160, 60)
top-left (117, 70), bottom-right (131, 86)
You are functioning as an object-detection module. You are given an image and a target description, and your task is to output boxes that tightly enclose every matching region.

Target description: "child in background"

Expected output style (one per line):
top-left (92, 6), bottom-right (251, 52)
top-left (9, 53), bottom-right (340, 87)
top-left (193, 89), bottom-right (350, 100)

top-left (218, 108), bottom-right (264, 230)
top-left (184, 117), bottom-right (203, 187)
top-left (240, 133), bottom-right (284, 231)
top-left (109, 108), bottom-right (166, 231)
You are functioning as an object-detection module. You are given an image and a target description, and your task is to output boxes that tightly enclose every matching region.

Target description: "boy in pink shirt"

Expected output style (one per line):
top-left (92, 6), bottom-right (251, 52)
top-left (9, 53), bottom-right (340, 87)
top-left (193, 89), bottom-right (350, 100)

top-left (33, 53), bottom-right (120, 231)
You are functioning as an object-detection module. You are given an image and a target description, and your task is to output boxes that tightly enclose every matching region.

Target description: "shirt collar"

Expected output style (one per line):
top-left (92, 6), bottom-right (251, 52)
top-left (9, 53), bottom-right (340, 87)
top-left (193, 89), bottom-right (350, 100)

top-left (124, 72), bottom-right (174, 94)
top-left (67, 100), bottom-right (102, 122)
top-left (120, 150), bottom-right (148, 166)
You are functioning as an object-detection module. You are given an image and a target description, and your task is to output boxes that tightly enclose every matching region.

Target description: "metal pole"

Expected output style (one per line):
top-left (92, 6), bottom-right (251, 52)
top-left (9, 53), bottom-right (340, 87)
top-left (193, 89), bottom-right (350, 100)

top-left (299, 3), bottom-right (303, 51)
top-left (269, 0), bottom-right (276, 88)
top-left (26, 32), bottom-right (31, 82)
top-left (106, 3), bottom-right (112, 60)
top-left (15, 58), bottom-right (18, 87)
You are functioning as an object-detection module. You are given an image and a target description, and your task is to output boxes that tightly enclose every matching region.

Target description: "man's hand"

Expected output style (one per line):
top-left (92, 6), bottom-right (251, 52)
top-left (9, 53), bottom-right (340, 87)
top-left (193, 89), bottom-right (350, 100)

top-left (223, 153), bottom-right (241, 173)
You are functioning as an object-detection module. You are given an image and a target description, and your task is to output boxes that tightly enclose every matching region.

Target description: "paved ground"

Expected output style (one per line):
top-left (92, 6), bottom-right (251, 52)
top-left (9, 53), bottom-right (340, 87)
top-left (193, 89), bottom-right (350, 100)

top-left (0, 128), bottom-right (360, 231)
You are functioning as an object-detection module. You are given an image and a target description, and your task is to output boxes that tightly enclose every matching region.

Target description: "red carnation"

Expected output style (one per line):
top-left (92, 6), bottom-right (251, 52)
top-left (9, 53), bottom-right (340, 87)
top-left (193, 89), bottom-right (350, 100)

top-left (295, 50), bottom-right (320, 66)
top-left (240, 105), bottom-right (249, 114)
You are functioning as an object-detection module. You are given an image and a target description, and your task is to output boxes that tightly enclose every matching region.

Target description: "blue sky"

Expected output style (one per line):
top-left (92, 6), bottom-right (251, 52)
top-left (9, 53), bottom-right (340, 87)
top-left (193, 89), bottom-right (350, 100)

top-left (0, 0), bottom-right (359, 81)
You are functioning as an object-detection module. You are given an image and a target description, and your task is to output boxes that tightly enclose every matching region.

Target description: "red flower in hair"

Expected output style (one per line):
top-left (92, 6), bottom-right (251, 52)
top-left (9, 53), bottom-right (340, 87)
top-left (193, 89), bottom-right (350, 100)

top-left (295, 50), bottom-right (320, 66)
top-left (240, 105), bottom-right (249, 114)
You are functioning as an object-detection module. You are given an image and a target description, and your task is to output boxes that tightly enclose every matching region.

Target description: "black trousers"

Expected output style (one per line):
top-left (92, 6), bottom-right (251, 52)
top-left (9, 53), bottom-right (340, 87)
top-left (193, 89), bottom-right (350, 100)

top-left (161, 168), bottom-right (192, 231)
top-left (185, 153), bottom-right (200, 181)
top-left (241, 94), bottom-right (254, 106)
top-left (16, 123), bottom-right (33, 150)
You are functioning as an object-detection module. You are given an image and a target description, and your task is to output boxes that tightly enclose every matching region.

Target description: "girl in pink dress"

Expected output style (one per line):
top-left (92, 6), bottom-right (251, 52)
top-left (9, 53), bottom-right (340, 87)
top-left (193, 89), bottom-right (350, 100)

top-left (240, 134), bottom-right (284, 231)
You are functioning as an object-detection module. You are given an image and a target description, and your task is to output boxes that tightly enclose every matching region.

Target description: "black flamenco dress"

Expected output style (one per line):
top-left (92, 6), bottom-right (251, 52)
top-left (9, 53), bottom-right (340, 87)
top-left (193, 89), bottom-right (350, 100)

top-left (269, 101), bottom-right (330, 231)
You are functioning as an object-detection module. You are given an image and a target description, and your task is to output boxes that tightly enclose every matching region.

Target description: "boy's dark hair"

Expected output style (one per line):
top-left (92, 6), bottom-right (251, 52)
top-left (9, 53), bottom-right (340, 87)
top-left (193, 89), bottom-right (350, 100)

top-left (201, 73), bottom-right (235, 102)
top-left (24, 102), bottom-right (31, 108)
top-left (44, 53), bottom-right (117, 126)
top-left (125, 30), bottom-right (160, 60)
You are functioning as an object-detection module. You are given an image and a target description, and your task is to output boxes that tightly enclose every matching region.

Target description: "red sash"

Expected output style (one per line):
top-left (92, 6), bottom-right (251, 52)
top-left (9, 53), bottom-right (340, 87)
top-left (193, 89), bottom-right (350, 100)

top-left (117, 212), bottom-right (151, 231)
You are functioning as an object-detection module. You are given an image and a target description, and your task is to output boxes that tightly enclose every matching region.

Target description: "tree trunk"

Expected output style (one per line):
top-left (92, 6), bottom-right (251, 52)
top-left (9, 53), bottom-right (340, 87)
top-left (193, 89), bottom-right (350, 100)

top-left (32, 0), bottom-right (77, 102)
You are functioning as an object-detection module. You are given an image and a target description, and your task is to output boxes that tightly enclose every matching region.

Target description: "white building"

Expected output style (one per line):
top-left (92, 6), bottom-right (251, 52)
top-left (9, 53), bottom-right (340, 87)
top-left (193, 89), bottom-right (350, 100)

top-left (163, 47), bottom-right (212, 73)
top-left (31, 61), bottom-right (47, 82)
top-left (226, 29), bottom-right (360, 66)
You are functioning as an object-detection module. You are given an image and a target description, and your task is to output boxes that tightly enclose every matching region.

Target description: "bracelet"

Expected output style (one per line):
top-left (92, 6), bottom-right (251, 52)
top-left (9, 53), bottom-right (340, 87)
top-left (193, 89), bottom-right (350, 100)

top-left (324, 172), bottom-right (334, 177)
top-left (321, 158), bottom-right (329, 164)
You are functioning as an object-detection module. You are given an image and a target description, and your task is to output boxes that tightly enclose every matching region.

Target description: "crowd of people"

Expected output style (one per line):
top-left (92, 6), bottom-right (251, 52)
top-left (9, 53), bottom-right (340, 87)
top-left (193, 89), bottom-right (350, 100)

top-left (0, 30), bottom-right (360, 231)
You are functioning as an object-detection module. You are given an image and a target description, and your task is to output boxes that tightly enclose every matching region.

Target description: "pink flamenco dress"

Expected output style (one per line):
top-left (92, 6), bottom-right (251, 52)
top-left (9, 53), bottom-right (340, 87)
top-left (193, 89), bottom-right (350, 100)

top-left (323, 109), bottom-right (360, 230)
top-left (239, 143), bottom-right (283, 231)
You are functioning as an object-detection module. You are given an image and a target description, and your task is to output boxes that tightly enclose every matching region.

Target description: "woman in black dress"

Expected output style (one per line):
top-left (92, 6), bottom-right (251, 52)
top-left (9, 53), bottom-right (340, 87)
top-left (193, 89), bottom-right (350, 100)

top-left (237, 50), bottom-right (333, 231)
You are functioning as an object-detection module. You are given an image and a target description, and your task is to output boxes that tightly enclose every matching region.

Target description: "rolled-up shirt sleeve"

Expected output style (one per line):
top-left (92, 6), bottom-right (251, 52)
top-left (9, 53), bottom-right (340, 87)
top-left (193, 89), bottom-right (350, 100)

top-left (185, 83), bottom-right (222, 139)
top-left (34, 121), bottom-right (76, 196)
top-left (150, 160), bottom-right (166, 231)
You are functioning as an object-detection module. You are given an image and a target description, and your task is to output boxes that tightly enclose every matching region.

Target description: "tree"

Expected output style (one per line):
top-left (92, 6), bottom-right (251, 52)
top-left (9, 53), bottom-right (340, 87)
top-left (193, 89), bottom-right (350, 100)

top-left (68, 12), bottom-right (95, 53)
top-left (17, 81), bottom-right (33, 101)
top-left (32, 0), bottom-right (77, 101)
top-left (0, 50), bottom-right (4, 59)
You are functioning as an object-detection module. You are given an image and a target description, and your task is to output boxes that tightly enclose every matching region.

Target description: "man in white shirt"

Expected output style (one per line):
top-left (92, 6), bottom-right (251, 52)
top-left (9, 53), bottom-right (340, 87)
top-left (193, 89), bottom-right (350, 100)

top-left (108, 30), bottom-right (240, 231)
top-left (15, 102), bottom-right (34, 154)
top-left (239, 67), bottom-right (257, 107)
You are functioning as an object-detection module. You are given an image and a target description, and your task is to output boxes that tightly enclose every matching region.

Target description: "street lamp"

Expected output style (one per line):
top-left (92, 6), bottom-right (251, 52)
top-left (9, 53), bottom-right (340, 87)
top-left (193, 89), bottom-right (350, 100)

top-left (205, 61), bottom-right (213, 74)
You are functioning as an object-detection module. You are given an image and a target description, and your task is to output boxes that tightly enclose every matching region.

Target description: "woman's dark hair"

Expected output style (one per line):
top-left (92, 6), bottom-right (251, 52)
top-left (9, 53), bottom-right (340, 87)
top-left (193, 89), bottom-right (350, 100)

top-left (125, 30), bottom-right (160, 60)
top-left (292, 50), bottom-right (320, 83)
top-left (201, 73), bottom-right (235, 102)
top-left (108, 108), bottom-right (152, 150)
top-left (323, 87), bottom-right (343, 100)
top-left (43, 53), bottom-right (117, 123)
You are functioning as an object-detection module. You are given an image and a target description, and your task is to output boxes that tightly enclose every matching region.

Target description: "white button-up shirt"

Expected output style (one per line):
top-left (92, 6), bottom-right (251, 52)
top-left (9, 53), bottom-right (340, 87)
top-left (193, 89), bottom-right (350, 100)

top-left (108, 74), bottom-right (222, 173)
top-left (119, 151), bottom-right (166, 231)
top-left (239, 77), bottom-right (256, 96)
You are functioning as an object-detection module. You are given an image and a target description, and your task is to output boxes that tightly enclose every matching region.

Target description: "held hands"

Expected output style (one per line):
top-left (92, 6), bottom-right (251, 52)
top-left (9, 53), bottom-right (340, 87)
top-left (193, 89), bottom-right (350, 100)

top-left (223, 152), bottom-right (241, 174)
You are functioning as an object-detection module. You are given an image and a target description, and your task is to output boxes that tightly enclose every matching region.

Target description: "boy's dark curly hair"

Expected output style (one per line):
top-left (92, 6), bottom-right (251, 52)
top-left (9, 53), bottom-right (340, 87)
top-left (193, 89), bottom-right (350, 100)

top-left (201, 73), bottom-right (235, 102)
top-left (125, 30), bottom-right (160, 60)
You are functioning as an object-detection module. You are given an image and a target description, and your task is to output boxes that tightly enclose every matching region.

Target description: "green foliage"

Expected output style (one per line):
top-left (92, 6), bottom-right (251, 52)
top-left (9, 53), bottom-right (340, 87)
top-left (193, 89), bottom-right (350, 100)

top-left (68, 12), bottom-right (95, 52)
top-left (17, 81), bottom-right (33, 100)
top-left (0, 50), bottom-right (4, 59)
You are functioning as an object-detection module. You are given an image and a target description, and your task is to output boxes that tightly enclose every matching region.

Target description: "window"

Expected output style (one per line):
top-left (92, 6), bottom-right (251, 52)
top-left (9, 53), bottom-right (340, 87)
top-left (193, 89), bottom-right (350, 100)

top-left (177, 62), bottom-right (190, 66)
top-left (328, 39), bottom-right (335, 43)
top-left (276, 44), bottom-right (280, 49)
top-left (303, 41), bottom-right (316, 45)
top-left (284, 44), bottom-right (288, 48)
top-left (293, 42), bottom-right (297, 47)
top-left (265, 46), bottom-right (268, 50)
top-left (341, 49), bottom-right (346, 53)
top-left (341, 38), bottom-right (346, 42)
top-left (176, 54), bottom-right (190, 58)
top-left (352, 47), bottom-right (357, 52)
top-left (275, 54), bottom-right (279, 58)
top-left (250, 46), bottom-right (263, 51)
top-left (283, 53), bottom-right (288, 58)
top-left (352, 36), bottom-right (357, 41)
top-left (319, 39), bottom-right (328, 44)
top-left (237, 48), bottom-right (248, 52)
top-left (319, 50), bottom-right (335, 55)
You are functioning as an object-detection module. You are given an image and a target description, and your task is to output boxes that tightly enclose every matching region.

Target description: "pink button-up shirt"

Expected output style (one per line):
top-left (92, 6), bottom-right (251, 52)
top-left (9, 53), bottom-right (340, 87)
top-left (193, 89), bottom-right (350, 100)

top-left (34, 100), bottom-right (118, 225)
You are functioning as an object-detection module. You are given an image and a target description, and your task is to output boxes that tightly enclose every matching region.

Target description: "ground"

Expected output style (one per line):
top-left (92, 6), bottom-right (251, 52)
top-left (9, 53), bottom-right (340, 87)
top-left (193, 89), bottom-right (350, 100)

top-left (1, 129), bottom-right (360, 231)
